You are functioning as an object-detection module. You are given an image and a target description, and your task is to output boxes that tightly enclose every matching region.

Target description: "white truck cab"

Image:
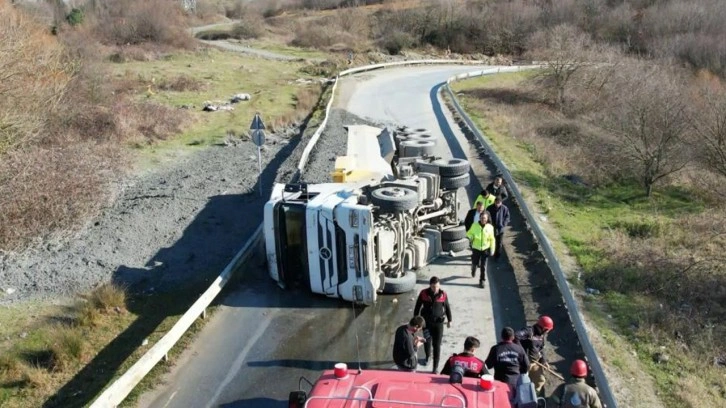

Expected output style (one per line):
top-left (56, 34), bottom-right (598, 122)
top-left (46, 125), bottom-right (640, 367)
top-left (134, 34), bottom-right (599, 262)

top-left (264, 125), bottom-right (472, 305)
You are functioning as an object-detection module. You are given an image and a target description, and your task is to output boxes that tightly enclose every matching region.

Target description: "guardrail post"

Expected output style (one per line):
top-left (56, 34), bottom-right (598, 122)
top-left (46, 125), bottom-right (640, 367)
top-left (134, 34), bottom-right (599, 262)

top-left (201, 308), bottom-right (207, 320)
top-left (163, 353), bottom-right (169, 363)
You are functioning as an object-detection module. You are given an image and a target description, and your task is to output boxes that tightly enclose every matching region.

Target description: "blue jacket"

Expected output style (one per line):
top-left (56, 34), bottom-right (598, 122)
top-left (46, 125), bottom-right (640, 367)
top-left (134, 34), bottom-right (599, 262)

top-left (486, 203), bottom-right (510, 233)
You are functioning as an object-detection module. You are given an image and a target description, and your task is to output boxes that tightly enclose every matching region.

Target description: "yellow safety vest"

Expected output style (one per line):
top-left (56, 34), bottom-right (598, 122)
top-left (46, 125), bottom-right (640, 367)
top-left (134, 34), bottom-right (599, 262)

top-left (466, 222), bottom-right (496, 254)
top-left (473, 193), bottom-right (495, 209)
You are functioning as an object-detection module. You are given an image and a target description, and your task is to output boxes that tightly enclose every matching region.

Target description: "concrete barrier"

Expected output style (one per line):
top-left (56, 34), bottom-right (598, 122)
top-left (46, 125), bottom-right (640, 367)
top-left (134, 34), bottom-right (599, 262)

top-left (442, 67), bottom-right (617, 408)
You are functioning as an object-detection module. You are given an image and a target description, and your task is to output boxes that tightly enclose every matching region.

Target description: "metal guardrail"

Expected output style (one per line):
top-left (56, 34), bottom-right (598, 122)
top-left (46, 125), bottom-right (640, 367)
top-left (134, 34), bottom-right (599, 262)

top-left (91, 59), bottom-right (491, 407)
top-left (442, 69), bottom-right (618, 408)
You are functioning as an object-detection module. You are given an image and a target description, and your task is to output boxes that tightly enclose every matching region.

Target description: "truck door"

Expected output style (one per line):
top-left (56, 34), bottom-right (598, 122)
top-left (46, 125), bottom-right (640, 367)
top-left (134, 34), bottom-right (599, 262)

top-left (275, 202), bottom-right (309, 289)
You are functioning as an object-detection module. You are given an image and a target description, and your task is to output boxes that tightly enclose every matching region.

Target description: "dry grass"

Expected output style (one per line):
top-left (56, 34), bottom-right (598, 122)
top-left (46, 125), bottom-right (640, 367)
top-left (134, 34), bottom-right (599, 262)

top-left (85, 283), bottom-right (127, 313)
top-left (20, 364), bottom-right (52, 392)
top-left (48, 326), bottom-right (87, 372)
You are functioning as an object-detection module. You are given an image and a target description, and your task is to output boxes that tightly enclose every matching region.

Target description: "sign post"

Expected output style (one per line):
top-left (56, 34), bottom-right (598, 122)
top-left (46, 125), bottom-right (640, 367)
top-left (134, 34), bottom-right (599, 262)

top-left (250, 113), bottom-right (266, 197)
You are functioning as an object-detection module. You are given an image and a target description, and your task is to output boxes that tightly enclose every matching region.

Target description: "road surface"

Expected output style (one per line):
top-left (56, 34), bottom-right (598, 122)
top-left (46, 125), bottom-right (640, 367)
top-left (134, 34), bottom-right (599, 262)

top-left (138, 65), bottom-right (527, 408)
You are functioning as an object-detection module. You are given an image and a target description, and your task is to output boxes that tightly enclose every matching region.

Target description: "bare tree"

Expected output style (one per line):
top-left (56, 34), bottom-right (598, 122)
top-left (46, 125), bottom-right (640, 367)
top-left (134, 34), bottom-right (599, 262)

top-left (527, 24), bottom-right (593, 112)
top-left (594, 64), bottom-right (692, 197)
top-left (690, 81), bottom-right (726, 179)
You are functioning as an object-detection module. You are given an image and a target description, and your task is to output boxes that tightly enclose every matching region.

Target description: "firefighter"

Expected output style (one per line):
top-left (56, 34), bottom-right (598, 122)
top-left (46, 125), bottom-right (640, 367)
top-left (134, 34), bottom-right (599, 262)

top-left (414, 276), bottom-right (452, 373)
top-left (549, 360), bottom-right (603, 408)
top-left (440, 336), bottom-right (487, 377)
top-left (473, 188), bottom-right (496, 209)
top-left (485, 176), bottom-right (509, 201)
top-left (484, 327), bottom-right (530, 394)
top-left (393, 316), bottom-right (426, 372)
top-left (485, 197), bottom-right (510, 261)
top-left (514, 315), bottom-right (554, 396)
top-left (466, 211), bottom-right (496, 288)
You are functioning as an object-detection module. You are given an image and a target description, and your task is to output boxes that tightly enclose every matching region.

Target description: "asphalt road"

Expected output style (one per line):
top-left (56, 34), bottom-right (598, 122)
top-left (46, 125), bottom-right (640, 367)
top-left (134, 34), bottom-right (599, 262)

top-left (138, 65), bottom-right (525, 408)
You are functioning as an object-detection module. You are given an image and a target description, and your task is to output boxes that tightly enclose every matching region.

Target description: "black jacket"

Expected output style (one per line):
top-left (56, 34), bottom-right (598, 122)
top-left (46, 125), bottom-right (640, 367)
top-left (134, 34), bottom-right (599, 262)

top-left (464, 209), bottom-right (491, 232)
top-left (486, 182), bottom-right (509, 201)
top-left (393, 324), bottom-right (418, 369)
top-left (414, 289), bottom-right (452, 324)
top-left (484, 341), bottom-right (530, 386)
top-left (514, 325), bottom-right (548, 364)
top-left (486, 203), bottom-right (510, 234)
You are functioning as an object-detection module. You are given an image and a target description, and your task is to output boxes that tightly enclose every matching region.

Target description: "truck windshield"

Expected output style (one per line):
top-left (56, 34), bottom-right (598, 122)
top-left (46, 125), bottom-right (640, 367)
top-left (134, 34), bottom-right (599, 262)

top-left (276, 203), bottom-right (308, 288)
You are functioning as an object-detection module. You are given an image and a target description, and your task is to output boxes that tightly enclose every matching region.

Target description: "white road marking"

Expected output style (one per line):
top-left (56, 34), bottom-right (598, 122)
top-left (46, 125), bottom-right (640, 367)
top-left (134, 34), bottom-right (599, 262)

top-left (204, 311), bottom-right (277, 408)
top-left (162, 389), bottom-right (178, 408)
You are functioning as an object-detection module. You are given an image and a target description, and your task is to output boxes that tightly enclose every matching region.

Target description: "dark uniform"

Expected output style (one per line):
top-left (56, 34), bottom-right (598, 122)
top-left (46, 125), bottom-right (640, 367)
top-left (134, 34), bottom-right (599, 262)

top-left (486, 181), bottom-right (509, 201)
top-left (484, 340), bottom-right (530, 393)
top-left (550, 378), bottom-right (603, 408)
top-left (413, 288), bottom-right (452, 372)
top-left (486, 202), bottom-right (510, 260)
top-left (440, 352), bottom-right (486, 377)
top-left (392, 324), bottom-right (418, 371)
top-left (515, 325), bottom-right (548, 393)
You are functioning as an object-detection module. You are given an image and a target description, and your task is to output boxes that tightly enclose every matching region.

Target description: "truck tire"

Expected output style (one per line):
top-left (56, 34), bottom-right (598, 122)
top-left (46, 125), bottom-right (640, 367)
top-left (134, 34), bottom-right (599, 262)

top-left (433, 158), bottom-right (470, 177)
top-left (382, 271), bottom-right (417, 294)
top-left (442, 225), bottom-right (467, 241)
top-left (371, 186), bottom-right (419, 212)
top-left (440, 173), bottom-right (470, 190)
top-left (443, 238), bottom-right (469, 253)
top-left (401, 140), bottom-right (435, 157)
top-left (406, 133), bottom-right (437, 143)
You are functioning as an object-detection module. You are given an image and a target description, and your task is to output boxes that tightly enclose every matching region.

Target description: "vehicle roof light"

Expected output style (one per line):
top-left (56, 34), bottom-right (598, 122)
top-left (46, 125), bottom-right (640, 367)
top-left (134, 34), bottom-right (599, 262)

top-left (334, 363), bottom-right (348, 379)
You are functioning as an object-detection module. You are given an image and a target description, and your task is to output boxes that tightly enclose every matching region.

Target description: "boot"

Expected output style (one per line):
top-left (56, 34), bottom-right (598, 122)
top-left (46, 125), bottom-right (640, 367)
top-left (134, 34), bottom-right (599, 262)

top-left (471, 267), bottom-right (476, 278)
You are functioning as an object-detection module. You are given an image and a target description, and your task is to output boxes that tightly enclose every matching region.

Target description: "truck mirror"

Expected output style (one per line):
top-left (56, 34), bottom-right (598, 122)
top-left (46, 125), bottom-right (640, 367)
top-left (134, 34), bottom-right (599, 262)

top-left (288, 390), bottom-right (307, 408)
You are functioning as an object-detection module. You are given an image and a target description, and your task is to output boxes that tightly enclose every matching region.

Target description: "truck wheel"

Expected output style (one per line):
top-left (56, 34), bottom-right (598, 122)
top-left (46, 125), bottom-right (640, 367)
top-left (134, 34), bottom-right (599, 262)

top-left (433, 158), bottom-right (470, 177)
top-left (401, 140), bottom-right (435, 157)
top-left (382, 271), bottom-right (417, 294)
top-left (443, 238), bottom-right (469, 253)
top-left (405, 133), bottom-right (437, 143)
top-left (440, 173), bottom-right (470, 190)
top-left (442, 225), bottom-right (467, 241)
top-left (371, 186), bottom-right (419, 212)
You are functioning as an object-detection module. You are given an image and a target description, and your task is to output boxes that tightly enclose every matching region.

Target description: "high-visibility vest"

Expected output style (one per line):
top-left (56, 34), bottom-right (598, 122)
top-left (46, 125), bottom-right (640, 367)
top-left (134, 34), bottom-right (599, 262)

top-left (466, 222), bottom-right (496, 253)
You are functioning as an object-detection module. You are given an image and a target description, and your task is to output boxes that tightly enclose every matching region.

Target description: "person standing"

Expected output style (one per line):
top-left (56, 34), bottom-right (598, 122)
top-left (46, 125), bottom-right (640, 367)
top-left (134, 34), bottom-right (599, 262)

top-left (466, 212), bottom-right (496, 288)
top-left (473, 189), bottom-right (496, 210)
top-left (484, 327), bottom-right (530, 394)
top-left (549, 360), bottom-right (603, 408)
top-left (515, 315), bottom-right (555, 396)
top-left (440, 336), bottom-right (487, 377)
top-left (393, 316), bottom-right (426, 372)
top-left (486, 176), bottom-right (509, 201)
top-left (414, 276), bottom-right (452, 373)
top-left (464, 201), bottom-right (487, 232)
top-left (486, 197), bottom-right (510, 261)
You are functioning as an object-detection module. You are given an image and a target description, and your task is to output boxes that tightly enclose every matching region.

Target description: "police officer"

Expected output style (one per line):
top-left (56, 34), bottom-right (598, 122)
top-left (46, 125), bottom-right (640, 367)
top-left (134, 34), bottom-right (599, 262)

top-left (466, 212), bottom-right (496, 288)
top-left (473, 188), bottom-right (496, 209)
top-left (484, 327), bottom-right (530, 393)
top-left (414, 276), bottom-right (452, 373)
top-left (440, 336), bottom-right (487, 377)
top-left (549, 360), bottom-right (603, 408)
top-left (514, 315), bottom-right (554, 396)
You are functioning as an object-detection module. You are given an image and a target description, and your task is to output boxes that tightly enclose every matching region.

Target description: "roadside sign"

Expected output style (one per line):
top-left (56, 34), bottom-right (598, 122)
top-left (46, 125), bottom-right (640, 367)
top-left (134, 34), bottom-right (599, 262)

top-left (252, 129), bottom-right (266, 147)
top-left (250, 113), bottom-right (266, 130)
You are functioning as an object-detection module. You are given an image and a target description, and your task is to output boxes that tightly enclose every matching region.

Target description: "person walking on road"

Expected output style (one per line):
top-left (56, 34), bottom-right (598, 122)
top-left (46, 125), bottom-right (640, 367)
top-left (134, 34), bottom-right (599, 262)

top-left (414, 276), bottom-right (452, 373)
top-left (473, 188), bottom-right (496, 210)
top-left (464, 201), bottom-right (487, 232)
top-left (393, 316), bottom-right (426, 372)
top-left (549, 360), bottom-right (603, 408)
top-left (486, 197), bottom-right (510, 261)
top-left (484, 327), bottom-right (530, 395)
top-left (440, 336), bottom-right (487, 377)
top-left (466, 212), bottom-right (496, 288)
top-left (515, 315), bottom-right (555, 396)
top-left (486, 176), bottom-right (509, 201)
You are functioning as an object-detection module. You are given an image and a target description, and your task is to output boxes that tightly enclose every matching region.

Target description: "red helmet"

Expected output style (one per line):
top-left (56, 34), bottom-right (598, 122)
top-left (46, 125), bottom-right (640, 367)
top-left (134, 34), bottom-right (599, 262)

top-left (570, 359), bottom-right (588, 377)
top-left (537, 315), bottom-right (554, 331)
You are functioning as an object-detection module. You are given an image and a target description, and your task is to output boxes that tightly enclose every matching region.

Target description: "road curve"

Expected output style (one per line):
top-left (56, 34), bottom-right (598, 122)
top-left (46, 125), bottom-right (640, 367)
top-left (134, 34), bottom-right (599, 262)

top-left (138, 65), bottom-right (522, 408)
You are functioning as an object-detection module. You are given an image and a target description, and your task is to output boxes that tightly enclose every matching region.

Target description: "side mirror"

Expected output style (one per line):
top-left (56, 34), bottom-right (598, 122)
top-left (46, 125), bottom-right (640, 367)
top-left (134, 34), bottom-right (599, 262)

top-left (288, 390), bottom-right (307, 408)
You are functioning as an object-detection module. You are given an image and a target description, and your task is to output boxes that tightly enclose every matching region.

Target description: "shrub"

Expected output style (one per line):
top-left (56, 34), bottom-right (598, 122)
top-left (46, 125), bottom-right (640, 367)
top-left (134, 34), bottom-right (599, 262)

top-left (156, 75), bottom-right (206, 92)
top-left (230, 20), bottom-right (263, 39)
top-left (86, 283), bottom-right (127, 312)
top-left (21, 364), bottom-right (52, 390)
top-left (94, 0), bottom-right (193, 49)
top-left (378, 30), bottom-right (413, 55)
top-left (66, 7), bottom-right (84, 26)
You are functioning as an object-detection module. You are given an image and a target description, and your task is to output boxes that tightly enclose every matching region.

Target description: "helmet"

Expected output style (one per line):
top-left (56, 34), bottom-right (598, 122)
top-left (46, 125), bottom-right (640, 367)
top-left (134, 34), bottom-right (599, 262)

top-left (570, 359), bottom-right (588, 377)
top-left (537, 315), bottom-right (554, 331)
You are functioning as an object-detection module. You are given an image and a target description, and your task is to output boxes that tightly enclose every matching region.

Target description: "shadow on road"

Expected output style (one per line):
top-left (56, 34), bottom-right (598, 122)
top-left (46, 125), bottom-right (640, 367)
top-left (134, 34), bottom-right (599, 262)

top-left (219, 398), bottom-right (287, 408)
top-left (247, 359), bottom-right (392, 370)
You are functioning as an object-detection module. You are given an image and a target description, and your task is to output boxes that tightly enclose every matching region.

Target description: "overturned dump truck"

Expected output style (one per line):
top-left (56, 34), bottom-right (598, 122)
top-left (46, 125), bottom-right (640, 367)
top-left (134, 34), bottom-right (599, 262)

top-left (263, 125), bottom-right (471, 305)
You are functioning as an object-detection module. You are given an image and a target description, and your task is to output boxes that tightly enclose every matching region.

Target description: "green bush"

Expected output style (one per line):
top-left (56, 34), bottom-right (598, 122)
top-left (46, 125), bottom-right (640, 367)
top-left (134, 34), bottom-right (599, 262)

top-left (66, 8), bottom-right (84, 26)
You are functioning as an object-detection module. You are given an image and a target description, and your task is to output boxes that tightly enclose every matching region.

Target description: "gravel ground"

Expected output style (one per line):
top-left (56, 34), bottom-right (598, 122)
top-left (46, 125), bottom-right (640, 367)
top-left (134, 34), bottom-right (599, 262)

top-left (300, 109), bottom-right (385, 184)
top-left (0, 131), bottom-right (304, 305)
